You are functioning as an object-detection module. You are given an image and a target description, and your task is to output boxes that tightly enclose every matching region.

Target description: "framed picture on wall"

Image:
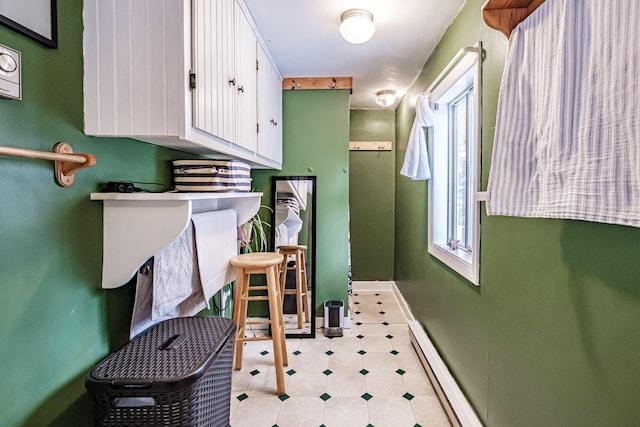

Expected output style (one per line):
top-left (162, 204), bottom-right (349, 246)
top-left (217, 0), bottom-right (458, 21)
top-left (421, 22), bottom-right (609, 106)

top-left (0, 0), bottom-right (57, 48)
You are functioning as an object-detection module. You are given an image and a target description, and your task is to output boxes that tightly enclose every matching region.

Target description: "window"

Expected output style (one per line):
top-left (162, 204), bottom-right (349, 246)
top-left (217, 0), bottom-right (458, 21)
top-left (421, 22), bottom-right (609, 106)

top-left (427, 43), bottom-right (482, 285)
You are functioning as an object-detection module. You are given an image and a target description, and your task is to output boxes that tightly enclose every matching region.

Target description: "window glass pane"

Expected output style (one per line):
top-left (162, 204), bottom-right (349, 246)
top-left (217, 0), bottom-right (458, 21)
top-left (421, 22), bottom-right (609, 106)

top-left (466, 91), bottom-right (474, 250)
top-left (449, 89), bottom-right (470, 250)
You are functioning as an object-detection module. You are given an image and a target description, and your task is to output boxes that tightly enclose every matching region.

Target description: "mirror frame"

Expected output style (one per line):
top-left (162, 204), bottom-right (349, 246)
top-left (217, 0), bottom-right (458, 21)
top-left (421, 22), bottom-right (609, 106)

top-left (272, 176), bottom-right (317, 338)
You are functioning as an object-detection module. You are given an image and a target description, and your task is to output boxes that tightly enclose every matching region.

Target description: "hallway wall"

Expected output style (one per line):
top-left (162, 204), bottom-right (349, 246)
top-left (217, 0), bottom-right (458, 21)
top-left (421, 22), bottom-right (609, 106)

top-left (349, 110), bottom-right (395, 281)
top-left (0, 1), bottom-right (201, 424)
top-left (0, 3), bottom-right (349, 423)
top-left (394, 1), bottom-right (640, 426)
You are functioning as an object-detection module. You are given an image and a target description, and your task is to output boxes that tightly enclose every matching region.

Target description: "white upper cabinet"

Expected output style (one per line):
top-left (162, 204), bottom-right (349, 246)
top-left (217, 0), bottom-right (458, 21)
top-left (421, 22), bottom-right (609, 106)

top-left (83, 0), bottom-right (282, 169)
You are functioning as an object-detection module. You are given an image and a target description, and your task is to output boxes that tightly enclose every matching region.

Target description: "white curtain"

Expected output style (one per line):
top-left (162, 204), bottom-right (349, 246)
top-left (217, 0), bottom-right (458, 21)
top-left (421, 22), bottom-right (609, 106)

top-left (487, 0), bottom-right (640, 228)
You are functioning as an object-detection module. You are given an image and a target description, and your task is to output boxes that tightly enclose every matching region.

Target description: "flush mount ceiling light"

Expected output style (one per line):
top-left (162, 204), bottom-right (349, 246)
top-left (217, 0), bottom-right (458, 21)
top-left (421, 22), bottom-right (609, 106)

top-left (339, 9), bottom-right (376, 44)
top-left (375, 90), bottom-right (396, 107)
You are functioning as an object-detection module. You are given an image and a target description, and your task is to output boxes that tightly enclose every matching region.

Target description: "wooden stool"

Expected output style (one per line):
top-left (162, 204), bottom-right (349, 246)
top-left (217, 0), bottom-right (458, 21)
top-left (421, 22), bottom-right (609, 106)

top-left (230, 252), bottom-right (288, 395)
top-left (277, 245), bottom-right (310, 329)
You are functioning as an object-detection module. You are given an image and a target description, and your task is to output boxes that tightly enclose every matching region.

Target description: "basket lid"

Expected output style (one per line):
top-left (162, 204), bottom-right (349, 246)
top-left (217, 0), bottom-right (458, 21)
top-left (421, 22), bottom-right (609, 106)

top-left (86, 317), bottom-right (235, 391)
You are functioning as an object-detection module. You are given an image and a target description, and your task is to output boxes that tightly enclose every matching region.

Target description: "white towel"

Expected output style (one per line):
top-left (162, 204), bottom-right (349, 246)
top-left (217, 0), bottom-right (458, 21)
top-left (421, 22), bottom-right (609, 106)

top-left (487, 0), bottom-right (640, 227)
top-left (400, 92), bottom-right (435, 180)
top-left (191, 209), bottom-right (237, 306)
top-left (152, 223), bottom-right (198, 319)
top-left (130, 223), bottom-right (205, 338)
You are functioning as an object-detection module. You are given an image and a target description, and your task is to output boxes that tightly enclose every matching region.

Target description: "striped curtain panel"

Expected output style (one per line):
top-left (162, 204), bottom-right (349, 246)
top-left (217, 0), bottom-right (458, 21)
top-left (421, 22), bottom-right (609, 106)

top-left (486, 0), bottom-right (640, 227)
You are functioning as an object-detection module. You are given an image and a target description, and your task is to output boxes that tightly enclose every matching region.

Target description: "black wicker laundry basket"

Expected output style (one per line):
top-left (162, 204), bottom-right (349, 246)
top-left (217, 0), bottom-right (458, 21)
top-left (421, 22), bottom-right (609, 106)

top-left (86, 316), bottom-right (236, 427)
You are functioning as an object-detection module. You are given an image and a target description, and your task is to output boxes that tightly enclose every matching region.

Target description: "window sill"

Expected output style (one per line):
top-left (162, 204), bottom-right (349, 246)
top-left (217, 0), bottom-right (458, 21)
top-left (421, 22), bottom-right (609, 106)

top-left (428, 241), bottom-right (478, 286)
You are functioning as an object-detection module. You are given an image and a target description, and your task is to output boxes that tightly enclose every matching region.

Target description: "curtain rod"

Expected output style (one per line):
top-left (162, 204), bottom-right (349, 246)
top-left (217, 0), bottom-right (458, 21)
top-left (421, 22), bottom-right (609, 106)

top-left (425, 44), bottom-right (482, 97)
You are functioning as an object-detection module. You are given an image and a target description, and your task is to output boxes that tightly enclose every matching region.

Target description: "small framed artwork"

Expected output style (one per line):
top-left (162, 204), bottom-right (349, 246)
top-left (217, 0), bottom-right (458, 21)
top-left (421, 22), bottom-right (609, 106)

top-left (0, 0), bottom-right (57, 48)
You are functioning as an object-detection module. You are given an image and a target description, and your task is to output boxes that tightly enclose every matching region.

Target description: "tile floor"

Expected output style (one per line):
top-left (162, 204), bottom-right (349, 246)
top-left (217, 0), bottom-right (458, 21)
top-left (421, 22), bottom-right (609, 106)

top-left (229, 290), bottom-right (452, 427)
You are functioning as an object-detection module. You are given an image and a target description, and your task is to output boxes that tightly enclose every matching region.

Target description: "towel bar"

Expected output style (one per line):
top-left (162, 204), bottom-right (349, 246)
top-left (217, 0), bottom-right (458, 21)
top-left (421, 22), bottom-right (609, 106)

top-left (0, 142), bottom-right (96, 187)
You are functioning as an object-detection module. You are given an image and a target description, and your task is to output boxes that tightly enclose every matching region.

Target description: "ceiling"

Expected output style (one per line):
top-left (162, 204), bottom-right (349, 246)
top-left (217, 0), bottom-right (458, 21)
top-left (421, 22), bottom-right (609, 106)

top-left (243, 0), bottom-right (467, 110)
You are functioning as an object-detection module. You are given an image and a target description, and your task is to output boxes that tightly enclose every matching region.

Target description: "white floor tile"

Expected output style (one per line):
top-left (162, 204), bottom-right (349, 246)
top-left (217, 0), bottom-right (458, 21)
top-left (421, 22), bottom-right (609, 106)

top-left (386, 323), bottom-right (410, 337)
top-left (360, 336), bottom-right (394, 352)
top-left (329, 336), bottom-right (363, 352)
top-left (395, 348), bottom-right (426, 372)
top-left (229, 396), bottom-right (282, 427)
top-left (412, 396), bottom-right (453, 426)
top-left (326, 371), bottom-right (367, 397)
top-left (403, 370), bottom-right (438, 397)
top-left (391, 336), bottom-right (416, 353)
top-left (286, 372), bottom-right (328, 398)
top-left (368, 396), bottom-right (417, 427)
top-left (364, 371), bottom-right (407, 397)
top-left (323, 396), bottom-right (370, 427)
top-left (362, 351), bottom-right (399, 372)
top-left (290, 351), bottom-right (330, 373)
top-left (276, 397), bottom-right (325, 427)
top-left (327, 352), bottom-right (364, 372)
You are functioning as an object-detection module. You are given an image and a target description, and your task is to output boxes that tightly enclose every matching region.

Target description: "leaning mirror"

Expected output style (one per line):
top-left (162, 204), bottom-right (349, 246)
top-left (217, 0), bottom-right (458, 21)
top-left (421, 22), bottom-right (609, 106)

top-left (272, 176), bottom-right (316, 338)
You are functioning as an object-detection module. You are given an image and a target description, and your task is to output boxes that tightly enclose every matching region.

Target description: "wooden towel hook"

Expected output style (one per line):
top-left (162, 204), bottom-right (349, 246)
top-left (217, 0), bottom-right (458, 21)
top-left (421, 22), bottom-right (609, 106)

top-left (482, 0), bottom-right (546, 38)
top-left (53, 142), bottom-right (97, 187)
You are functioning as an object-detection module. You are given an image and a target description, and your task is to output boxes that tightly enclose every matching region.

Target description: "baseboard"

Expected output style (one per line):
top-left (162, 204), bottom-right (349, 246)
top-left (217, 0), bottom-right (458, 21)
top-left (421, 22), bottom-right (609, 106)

top-left (408, 320), bottom-right (483, 427)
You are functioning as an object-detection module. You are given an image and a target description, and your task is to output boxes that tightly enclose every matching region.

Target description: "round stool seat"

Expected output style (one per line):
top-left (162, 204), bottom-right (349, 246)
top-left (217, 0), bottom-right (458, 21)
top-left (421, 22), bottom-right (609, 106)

top-left (277, 244), bottom-right (307, 251)
top-left (230, 252), bottom-right (284, 268)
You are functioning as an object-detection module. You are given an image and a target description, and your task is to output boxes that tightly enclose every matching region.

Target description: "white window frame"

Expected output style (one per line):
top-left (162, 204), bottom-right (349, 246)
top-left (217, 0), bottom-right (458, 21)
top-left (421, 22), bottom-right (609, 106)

top-left (427, 42), bottom-right (482, 286)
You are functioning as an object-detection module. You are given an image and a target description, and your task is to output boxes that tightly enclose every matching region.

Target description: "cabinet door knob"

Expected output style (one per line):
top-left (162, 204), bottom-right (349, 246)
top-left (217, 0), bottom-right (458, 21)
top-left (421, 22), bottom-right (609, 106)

top-left (228, 78), bottom-right (236, 86)
top-left (237, 85), bottom-right (244, 93)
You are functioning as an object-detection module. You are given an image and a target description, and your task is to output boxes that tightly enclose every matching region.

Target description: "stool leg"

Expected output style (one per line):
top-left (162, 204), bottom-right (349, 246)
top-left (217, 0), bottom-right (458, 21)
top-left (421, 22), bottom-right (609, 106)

top-left (300, 251), bottom-right (311, 323)
top-left (274, 268), bottom-right (289, 368)
top-left (294, 252), bottom-right (304, 329)
top-left (273, 263), bottom-right (288, 369)
top-left (278, 254), bottom-right (288, 305)
top-left (266, 265), bottom-right (287, 395)
top-left (233, 268), bottom-right (250, 371)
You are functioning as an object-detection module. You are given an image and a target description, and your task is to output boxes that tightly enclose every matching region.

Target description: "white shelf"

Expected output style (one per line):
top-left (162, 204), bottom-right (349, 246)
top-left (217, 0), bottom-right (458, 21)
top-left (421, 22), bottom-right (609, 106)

top-left (91, 192), bottom-right (262, 289)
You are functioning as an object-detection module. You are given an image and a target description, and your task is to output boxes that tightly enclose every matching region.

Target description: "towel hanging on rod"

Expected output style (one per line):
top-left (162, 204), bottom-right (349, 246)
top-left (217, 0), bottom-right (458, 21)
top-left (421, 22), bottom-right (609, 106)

top-left (0, 142), bottom-right (96, 186)
top-left (399, 92), bottom-right (435, 180)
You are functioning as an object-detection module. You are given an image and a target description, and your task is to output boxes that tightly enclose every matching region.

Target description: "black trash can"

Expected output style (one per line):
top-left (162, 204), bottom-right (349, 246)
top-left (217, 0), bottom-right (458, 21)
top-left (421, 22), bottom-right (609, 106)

top-left (86, 316), bottom-right (236, 427)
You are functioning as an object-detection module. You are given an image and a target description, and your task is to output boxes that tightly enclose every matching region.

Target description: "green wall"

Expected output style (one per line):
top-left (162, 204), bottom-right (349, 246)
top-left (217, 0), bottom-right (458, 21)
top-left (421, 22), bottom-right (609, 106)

top-left (394, 0), bottom-right (640, 426)
top-left (252, 89), bottom-right (351, 312)
top-left (349, 109), bottom-right (395, 281)
top-left (0, 1), bottom-right (205, 425)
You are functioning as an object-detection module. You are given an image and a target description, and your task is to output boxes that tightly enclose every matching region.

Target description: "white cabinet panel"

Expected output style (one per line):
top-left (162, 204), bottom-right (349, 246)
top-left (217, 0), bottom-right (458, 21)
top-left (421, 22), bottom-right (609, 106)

top-left (257, 43), bottom-right (283, 163)
top-left (84, 0), bottom-right (183, 137)
top-left (192, 0), bottom-right (236, 143)
top-left (234, 9), bottom-right (257, 153)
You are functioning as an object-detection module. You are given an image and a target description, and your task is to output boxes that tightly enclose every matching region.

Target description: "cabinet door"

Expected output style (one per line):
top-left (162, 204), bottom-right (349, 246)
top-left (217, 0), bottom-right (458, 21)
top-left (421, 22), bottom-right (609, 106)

top-left (234, 8), bottom-right (258, 153)
top-left (270, 62), bottom-right (283, 164)
top-left (257, 44), bottom-right (283, 164)
top-left (192, 0), bottom-right (236, 143)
